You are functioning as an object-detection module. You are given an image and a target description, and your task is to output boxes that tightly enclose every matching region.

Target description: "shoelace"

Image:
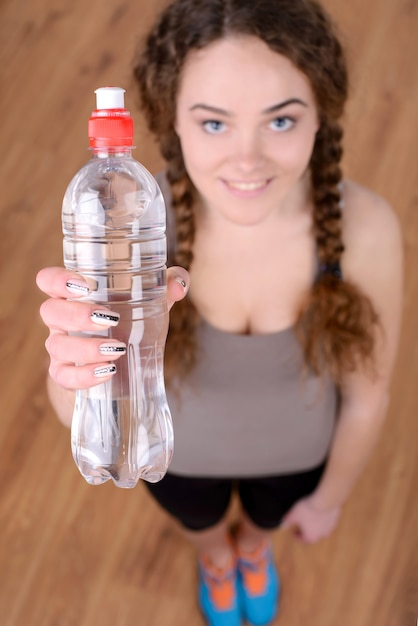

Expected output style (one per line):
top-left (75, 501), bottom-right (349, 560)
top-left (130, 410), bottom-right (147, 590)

top-left (200, 557), bottom-right (237, 610)
top-left (238, 545), bottom-right (270, 596)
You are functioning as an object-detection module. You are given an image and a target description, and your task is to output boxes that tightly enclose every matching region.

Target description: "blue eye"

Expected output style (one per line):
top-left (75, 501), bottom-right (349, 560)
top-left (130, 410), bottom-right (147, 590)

top-left (202, 120), bottom-right (226, 134)
top-left (270, 117), bottom-right (295, 132)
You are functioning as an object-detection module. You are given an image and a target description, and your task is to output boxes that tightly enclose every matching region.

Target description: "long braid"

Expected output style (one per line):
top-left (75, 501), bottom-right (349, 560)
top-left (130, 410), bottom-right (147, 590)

top-left (161, 138), bottom-right (200, 385)
top-left (295, 120), bottom-right (380, 383)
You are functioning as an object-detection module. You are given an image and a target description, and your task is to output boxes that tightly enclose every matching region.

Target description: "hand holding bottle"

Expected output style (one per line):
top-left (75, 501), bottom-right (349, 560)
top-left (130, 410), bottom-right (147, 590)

top-left (36, 265), bottom-right (189, 391)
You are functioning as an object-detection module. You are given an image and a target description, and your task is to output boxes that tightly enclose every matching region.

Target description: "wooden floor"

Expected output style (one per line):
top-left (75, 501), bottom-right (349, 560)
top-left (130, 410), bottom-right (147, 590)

top-left (1, 0), bottom-right (417, 624)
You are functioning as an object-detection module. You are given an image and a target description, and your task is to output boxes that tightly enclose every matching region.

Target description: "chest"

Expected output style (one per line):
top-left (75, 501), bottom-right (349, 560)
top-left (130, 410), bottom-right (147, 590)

top-left (189, 220), bottom-right (316, 334)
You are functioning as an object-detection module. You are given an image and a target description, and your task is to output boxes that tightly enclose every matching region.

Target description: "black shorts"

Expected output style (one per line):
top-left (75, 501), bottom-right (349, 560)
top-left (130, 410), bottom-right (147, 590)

top-left (144, 460), bottom-right (327, 531)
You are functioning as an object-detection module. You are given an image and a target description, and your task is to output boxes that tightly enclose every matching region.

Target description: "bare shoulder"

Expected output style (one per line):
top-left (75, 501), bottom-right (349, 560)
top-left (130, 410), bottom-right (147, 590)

top-left (341, 179), bottom-right (403, 286)
top-left (339, 181), bottom-right (403, 393)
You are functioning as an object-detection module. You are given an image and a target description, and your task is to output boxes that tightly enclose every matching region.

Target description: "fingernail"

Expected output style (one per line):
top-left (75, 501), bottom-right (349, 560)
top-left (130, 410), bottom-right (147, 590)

top-left (175, 277), bottom-right (187, 291)
top-left (91, 310), bottom-right (120, 326)
top-left (66, 279), bottom-right (90, 295)
top-left (94, 364), bottom-right (117, 377)
top-left (99, 342), bottom-right (126, 354)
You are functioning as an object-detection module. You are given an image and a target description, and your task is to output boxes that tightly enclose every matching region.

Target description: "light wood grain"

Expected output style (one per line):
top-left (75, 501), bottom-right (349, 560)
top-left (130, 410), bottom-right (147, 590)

top-left (0, 1), bottom-right (417, 625)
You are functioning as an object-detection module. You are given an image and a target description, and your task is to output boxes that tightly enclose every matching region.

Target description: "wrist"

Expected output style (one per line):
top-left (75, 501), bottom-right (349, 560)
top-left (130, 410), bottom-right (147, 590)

top-left (307, 491), bottom-right (344, 513)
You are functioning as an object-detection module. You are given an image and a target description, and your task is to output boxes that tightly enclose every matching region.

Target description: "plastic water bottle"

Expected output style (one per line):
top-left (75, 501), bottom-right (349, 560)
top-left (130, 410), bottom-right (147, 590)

top-left (62, 86), bottom-right (173, 487)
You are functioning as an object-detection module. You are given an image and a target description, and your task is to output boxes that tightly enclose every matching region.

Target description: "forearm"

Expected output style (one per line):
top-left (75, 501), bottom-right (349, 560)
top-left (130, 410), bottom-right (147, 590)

top-left (47, 375), bottom-right (75, 428)
top-left (310, 398), bottom-right (388, 511)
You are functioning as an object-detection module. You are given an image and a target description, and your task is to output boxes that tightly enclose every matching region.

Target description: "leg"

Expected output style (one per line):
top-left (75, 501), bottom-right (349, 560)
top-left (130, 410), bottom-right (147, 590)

top-left (234, 509), bottom-right (273, 553)
top-left (144, 473), bottom-right (241, 626)
top-left (144, 472), bottom-right (235, 565)
top-left (233, 462), bottom-right (328, 625)
top-left (183, 516), bottom-right (234, 568)
top-left (143, 472), bottom-right (233, 533)
top-left (184, 517), bottom-right (242, 626)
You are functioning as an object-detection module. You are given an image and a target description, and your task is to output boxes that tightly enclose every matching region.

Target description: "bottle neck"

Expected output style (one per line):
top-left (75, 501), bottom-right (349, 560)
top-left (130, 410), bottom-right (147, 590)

top-left (91, 146), bottom-right (133, 158)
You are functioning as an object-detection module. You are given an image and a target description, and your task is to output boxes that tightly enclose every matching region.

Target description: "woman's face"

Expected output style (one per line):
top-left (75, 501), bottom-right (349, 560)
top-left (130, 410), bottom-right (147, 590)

top-left (175, 36), bottom-right (320, 226)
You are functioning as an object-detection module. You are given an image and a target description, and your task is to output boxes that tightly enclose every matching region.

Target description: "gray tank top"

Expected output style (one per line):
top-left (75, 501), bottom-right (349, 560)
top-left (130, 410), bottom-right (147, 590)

top-left (157, 173), bottom-right (338, 477)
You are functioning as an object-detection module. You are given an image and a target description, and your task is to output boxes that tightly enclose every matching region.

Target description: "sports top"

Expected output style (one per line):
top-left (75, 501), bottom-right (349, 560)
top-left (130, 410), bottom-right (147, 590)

top-left (157, 173), bottom-right (339, 478)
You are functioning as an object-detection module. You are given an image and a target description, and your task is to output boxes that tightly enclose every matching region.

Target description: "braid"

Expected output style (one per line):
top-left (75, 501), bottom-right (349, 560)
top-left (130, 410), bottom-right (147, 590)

top-left (295, 120), bottom-right (380, 384)
top-left (162, 138), bottom-right (200, 386)
top-left (311, 120), bottom-right (345, 267)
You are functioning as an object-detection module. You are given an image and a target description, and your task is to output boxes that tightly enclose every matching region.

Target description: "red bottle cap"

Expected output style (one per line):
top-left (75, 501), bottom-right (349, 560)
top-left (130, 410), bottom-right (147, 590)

top-left (88, 87), bottom-right (134, 148)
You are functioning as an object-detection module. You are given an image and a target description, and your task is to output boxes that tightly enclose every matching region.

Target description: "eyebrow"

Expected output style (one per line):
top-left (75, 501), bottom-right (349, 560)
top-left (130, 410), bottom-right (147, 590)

top-left (189, 98), bottom-right (308, 116)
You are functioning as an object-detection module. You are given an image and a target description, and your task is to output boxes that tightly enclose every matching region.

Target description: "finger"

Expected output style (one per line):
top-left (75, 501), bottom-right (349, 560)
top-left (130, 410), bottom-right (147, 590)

top-left (166, 266), bottom-right (190, 311)
top-left (36, 267), bottom-right (92, 299)
top-left (281, 523), bottom-right (305, 542)
top-left (49, 360), bottom-right (117, 390)
top-left (46, 332), bottom-right (126, 365)
top-left (282, 520), bottom-right (306, 542)
top-left (37, 266), bottom-right (191, 307)
top-left (281, 522), bottom-right (299, 536)
top-left (280, 513), bottom-right (296, 530)
top-left (40, 298), bottom-right (120, 333)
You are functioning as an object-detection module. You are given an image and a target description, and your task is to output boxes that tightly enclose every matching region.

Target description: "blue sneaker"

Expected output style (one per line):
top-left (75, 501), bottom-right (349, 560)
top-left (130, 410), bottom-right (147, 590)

top-left (236, 542), bottom-right (280, 626)
top-left (198, 554), bottom-right (242, 626)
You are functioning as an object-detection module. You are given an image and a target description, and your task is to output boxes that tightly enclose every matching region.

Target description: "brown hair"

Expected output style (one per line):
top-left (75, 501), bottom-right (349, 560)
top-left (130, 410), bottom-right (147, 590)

top-left (134, 0), bottom-right (379, 386)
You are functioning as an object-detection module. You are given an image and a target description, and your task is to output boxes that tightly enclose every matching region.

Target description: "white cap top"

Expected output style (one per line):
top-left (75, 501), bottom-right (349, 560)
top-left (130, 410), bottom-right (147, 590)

top-left (94, 86), bottom-right (125, 110)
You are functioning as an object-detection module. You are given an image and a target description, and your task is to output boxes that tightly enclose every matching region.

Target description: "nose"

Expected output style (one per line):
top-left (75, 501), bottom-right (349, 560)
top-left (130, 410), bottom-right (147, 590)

top-left (231, 130), bottom-right (264, 172)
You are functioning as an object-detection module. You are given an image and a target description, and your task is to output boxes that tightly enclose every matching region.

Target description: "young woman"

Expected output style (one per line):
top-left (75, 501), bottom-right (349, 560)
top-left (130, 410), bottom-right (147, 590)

top-left (37, 1), bottom-right (403, 625)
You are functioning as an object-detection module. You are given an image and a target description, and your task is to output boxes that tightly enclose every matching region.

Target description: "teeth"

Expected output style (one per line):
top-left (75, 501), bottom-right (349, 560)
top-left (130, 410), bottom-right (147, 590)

top-left (228, 181), bottom-right (267, 191)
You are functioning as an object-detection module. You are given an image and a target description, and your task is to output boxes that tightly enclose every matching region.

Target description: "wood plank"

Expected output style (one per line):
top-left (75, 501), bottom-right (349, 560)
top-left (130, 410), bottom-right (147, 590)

top-left (0, 0), bottom-right (416, 624)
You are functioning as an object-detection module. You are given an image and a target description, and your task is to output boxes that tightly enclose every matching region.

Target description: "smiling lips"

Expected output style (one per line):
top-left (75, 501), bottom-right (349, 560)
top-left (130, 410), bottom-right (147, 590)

top-left (223, 178), bottom-right (272, 193)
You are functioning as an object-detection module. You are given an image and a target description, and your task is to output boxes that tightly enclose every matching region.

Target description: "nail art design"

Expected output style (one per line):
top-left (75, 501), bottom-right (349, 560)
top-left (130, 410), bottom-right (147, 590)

top-left (176, 277), bottom-right (187, 290)
top-left (99, 343), bottom-right (126, 354)
top-left (66, 280), bottom-right (90, 295)
top-left (91, 310), bottom-right (120, 326)
top-left (94, 364), bottom-right (117, 377)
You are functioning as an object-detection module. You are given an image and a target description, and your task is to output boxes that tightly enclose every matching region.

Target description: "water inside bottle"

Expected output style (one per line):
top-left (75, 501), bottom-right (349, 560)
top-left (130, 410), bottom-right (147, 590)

top-left (71, 301), bottom-right (173, 488)
top-left (63, 162), bottom-right (172, 487)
